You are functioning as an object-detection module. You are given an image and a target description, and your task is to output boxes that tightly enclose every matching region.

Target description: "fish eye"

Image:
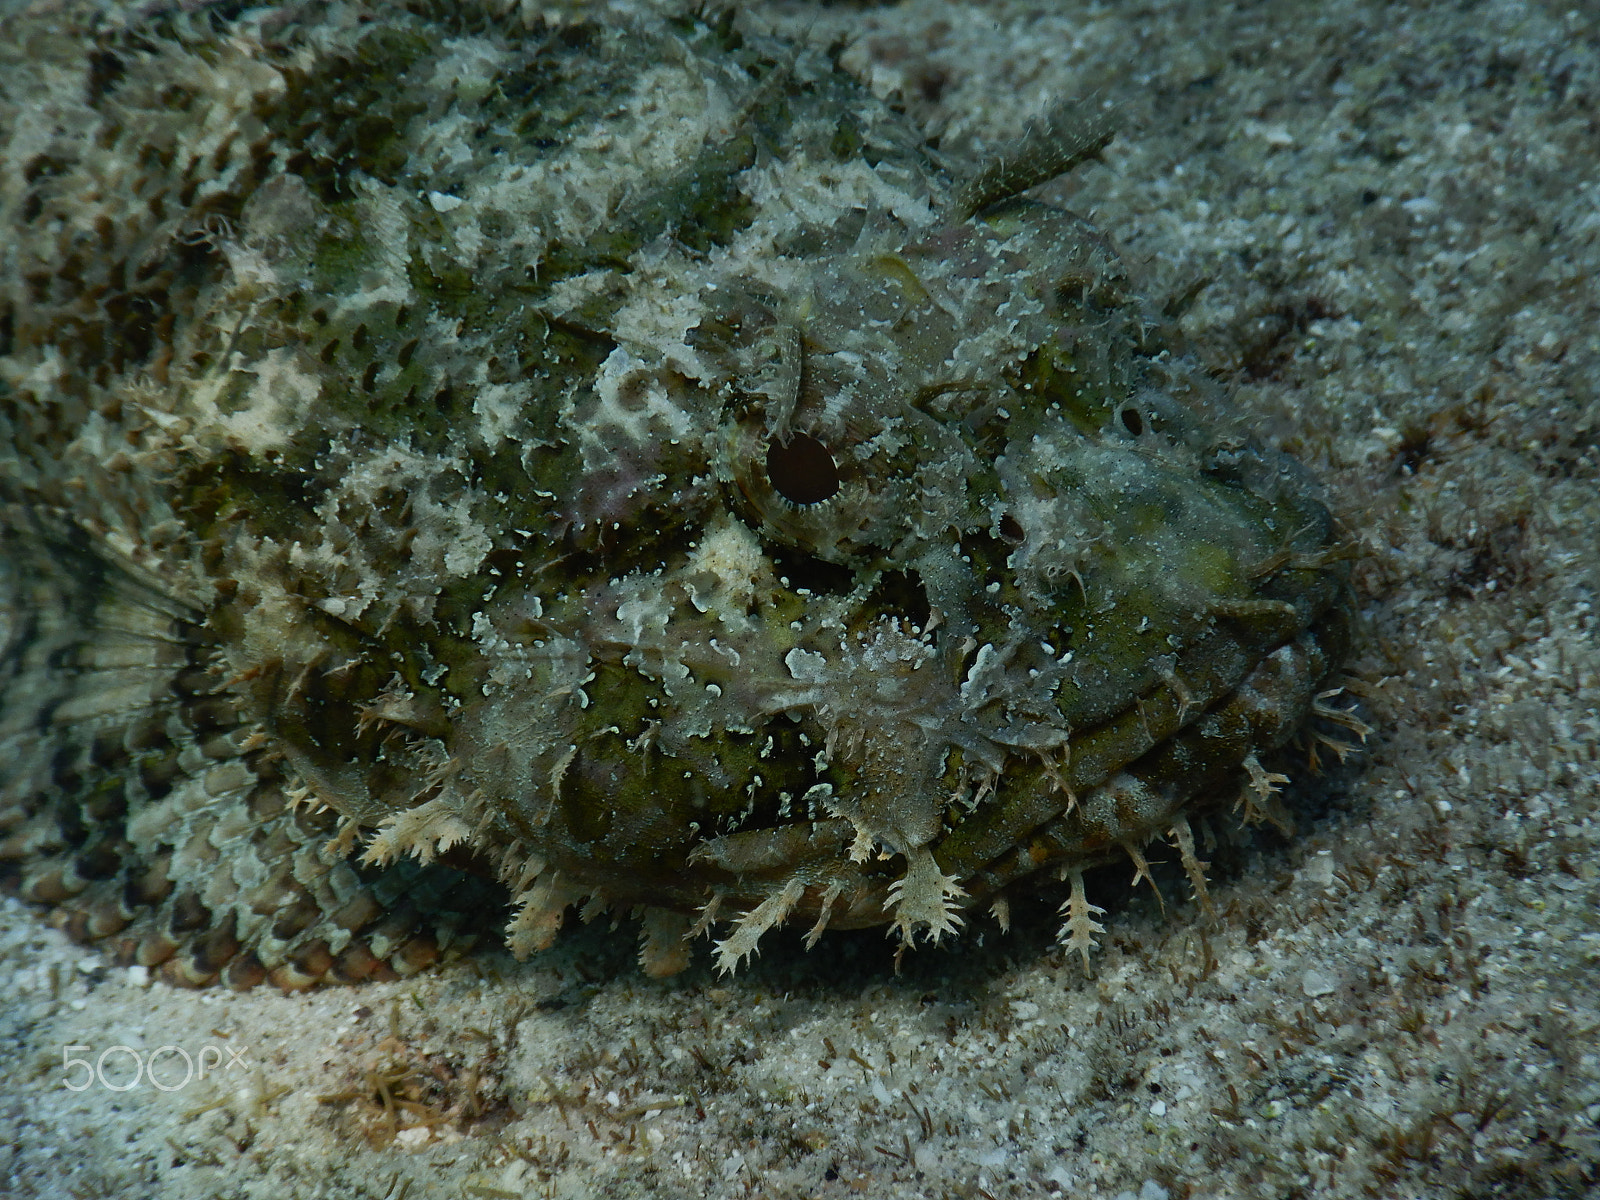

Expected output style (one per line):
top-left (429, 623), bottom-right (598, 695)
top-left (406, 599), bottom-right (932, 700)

top-left (766, 432), bottom-right (840, 506)
top-left (1119, 406), bottom-right (1144, 437)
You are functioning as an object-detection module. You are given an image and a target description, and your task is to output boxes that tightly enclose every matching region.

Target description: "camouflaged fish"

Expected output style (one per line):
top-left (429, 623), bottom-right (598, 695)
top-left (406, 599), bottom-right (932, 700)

top-left (0, 0), bottom-right (1356, 988)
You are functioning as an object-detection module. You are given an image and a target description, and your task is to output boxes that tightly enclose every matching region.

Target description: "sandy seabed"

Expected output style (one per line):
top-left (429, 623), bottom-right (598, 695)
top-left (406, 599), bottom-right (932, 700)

top-left (1, 0), bottom-right (1596, 1197)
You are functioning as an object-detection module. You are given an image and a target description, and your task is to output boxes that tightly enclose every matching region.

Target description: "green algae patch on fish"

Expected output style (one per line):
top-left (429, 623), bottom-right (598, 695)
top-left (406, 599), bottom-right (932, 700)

top-left (0, 1), bottom-right (1355, 987)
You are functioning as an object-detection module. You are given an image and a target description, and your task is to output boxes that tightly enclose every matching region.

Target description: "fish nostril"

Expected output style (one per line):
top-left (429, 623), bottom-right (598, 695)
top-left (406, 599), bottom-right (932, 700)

top-left (766, 432), bottom-right (840, 505)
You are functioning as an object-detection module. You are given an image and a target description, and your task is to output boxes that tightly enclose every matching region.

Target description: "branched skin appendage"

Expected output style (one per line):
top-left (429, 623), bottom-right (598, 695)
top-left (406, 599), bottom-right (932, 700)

top-left (0, 3), bottom-right (1353, 987)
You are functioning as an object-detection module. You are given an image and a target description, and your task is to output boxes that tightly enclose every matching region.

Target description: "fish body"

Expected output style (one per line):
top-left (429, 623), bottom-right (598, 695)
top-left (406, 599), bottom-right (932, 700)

top-left (0, 2), bottom-right (1351, 986)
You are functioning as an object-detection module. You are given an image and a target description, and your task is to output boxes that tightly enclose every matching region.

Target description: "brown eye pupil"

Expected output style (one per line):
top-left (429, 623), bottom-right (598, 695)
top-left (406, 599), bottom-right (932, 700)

top-left (766, 432), bottom-right (840, 505)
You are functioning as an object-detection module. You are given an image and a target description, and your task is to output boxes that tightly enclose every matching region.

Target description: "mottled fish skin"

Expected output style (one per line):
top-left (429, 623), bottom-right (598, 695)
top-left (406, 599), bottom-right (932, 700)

top-left (0, 1), bottom-right (1353, 987)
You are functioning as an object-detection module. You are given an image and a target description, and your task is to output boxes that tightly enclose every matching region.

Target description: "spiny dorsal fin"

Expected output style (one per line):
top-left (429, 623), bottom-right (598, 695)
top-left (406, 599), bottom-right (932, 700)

top-left (952, 101), bottom-right (1115, 221)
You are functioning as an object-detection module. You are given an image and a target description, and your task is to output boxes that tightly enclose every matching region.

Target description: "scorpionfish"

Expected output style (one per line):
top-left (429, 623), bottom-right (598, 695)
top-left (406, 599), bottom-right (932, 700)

top-left (0, 1), bottom-right (1354, 986)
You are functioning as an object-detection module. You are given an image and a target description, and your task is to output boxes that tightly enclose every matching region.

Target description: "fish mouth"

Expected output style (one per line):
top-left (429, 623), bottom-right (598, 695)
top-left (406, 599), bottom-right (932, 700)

top-left (558, 574), bottom-right (1352, 933)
